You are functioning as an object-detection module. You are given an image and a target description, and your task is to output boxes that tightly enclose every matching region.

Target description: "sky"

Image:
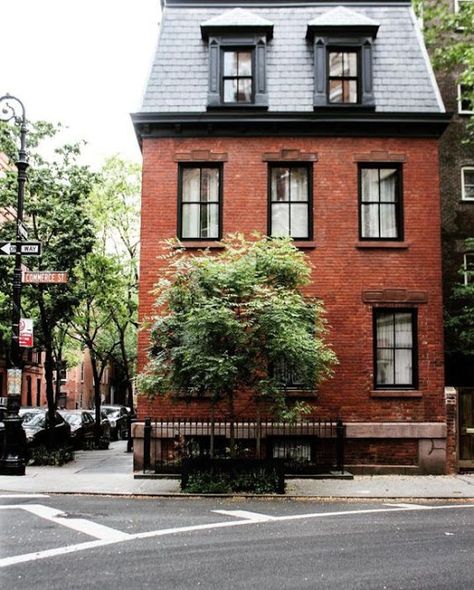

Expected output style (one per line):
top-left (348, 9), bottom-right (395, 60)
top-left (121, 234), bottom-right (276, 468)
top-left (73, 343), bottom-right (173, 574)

top-left (1, 0), bottom-right (161, 167)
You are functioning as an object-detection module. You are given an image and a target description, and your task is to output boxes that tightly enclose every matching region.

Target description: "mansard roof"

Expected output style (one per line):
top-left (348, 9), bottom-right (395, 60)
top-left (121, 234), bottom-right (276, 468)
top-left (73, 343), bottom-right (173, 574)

top-left (139, 1), bottom-right (444, 116)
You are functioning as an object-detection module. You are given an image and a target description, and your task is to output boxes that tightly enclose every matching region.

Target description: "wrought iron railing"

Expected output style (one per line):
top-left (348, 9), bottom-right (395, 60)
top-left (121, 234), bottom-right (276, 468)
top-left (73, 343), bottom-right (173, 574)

top-left (140, 417), bottom-right (345, 475)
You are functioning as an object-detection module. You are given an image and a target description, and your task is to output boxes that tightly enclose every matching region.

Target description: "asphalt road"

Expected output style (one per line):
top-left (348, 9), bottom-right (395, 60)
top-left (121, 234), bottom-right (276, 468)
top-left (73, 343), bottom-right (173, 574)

top-left (1, 495), bottom-right (473, 590)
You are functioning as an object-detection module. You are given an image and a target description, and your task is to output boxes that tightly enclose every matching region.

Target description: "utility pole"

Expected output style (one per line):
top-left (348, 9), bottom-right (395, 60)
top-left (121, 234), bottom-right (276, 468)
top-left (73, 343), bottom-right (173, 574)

top-left (0, 94), bottom-right (29, 475)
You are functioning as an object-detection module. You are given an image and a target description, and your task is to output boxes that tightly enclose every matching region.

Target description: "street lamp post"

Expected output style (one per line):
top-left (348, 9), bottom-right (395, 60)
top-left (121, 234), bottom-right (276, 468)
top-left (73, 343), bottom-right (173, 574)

top-left (0, 93), bottom-right (29, 476)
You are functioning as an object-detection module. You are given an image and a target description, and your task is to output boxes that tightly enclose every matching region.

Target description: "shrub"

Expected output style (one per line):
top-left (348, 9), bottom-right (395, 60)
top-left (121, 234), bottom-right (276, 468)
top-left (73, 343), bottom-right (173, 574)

top-left (181, 464), bottom-right (285, 494)
top-left (28, 445), bottom-right (75, 466)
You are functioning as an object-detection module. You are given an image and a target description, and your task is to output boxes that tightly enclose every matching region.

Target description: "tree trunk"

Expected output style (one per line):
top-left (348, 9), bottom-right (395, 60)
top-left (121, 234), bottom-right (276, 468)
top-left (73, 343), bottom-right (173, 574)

top-left (43, 343), bottom-right (57, 449)
top-left (89, 349), bottom-right (103, 446)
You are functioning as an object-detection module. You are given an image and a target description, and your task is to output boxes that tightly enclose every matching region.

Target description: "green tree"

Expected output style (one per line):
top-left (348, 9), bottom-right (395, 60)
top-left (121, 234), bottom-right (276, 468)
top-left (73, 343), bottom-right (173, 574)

top-left (445, 238), bottom-right (474, 357)
top-left (68, 251), bottom-right (131, 441)
top-left (87, 156), bottom-right (140, 412)
top-left (138, 235), bottom-right (337, 428)
top-left (0, 121), bottom-right (97, 441)
top-left (415, 0), bottom-right (474, 138)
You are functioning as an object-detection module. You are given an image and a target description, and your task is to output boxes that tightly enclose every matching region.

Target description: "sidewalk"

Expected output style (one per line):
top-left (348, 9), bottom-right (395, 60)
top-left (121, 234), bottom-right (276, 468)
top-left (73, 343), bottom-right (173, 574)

top-left (1, 441), bottom-right (473, 499)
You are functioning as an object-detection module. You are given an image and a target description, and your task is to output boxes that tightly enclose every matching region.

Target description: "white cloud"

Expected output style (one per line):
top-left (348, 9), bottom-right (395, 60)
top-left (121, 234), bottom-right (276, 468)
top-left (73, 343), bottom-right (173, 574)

top-left (1, 0), bottom-right (160, 166)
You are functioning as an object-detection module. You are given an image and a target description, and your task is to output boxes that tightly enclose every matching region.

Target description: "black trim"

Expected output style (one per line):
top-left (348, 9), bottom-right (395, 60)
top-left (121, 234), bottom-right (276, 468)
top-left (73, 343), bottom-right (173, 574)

top-left (267, 163), bottom-right (313, 240)
top-left (166, 1), bottom-right (412, 6)
top-left (373, 308), bottom-right (418, 390)
top-left (131, 112), bottom-right (451, 145)
top-left (358, 163), bottom-right (403, 241)
top-left (177, 163), bottom-right (223, 240)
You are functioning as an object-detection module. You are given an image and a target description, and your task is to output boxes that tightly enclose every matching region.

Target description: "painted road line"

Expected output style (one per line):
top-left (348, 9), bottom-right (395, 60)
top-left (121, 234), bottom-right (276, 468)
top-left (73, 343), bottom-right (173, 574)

top-left (0, 539), bottom-right (118, 568)
top-left (20, 504), bottom-right (132, 542)
top-left (2, 503), bottom-right (474, 568)
top-left (0, 504), bottom-right (131, 542)
top-left (212, 510), bottom-right (276, 521)
top-left (0, 494), bottom-right (50, 499)
top-left (384, 503), bottom-right (432, 510)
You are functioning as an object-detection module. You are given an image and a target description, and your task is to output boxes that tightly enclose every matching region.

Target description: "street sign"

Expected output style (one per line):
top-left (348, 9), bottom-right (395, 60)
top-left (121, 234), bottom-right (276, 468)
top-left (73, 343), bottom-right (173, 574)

top-left (22, 271), bottom-right (68, 284)
top-left (19, 318), bottom-right (34, 347)
top-left (0, 241), bottom-right (42, 256)
top-left (7, 369), bottom-right (22, 395)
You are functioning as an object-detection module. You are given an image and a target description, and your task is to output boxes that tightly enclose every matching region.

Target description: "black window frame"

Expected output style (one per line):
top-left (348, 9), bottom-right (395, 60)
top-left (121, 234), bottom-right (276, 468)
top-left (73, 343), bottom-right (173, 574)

top-left (221, 48), bottom-right (255, 105)
top-left (272, 358), bottom-right (308, 392)
top-left (178, 163), bottom-right (223, 241)
top-left (358, 163), bottom-right (403, 241)
top-left (206, 35), bottom-right (269, 109)
top-left (268, 163), bottom-right (313, 240)
top-left (327, 48), bottom-right (361, 105)
top-left (373, 308), bottom-right (418, 390)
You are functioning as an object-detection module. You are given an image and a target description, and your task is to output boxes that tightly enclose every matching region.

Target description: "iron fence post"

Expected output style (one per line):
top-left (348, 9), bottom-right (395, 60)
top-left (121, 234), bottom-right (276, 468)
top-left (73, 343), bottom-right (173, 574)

top-left (143, 417), bottom-right (152, 473)
top-left (126, 415), bottom-right (133, 453)
top-left (336, 419), bottom-right (345, 474)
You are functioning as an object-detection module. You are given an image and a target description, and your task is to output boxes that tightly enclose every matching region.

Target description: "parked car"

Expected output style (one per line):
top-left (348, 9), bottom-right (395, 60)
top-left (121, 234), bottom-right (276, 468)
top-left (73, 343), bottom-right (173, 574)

top-left (58, 410), bottom-right (96, 449)
top-left (101, 405), bottom-right (129, 440)
top-left (85, 409), bottom-right (111, 448)
top-left (19, 407), bottom-right (44, 425)
top-left (22, 409), bottom-right (71, 448)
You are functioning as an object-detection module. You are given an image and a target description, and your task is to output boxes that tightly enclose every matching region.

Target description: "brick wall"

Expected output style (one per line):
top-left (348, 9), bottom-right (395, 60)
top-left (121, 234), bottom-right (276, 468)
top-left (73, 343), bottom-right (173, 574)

top-left (138, 136), bottom-right (445, 431)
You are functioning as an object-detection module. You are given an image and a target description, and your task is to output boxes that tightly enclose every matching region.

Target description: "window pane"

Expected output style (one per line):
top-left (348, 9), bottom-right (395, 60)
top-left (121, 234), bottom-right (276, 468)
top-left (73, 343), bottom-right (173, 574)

top-left (329, 80), bottom-right (343, 103)
top-left (395, 349), bottom-right (412, 384)
top-left (182, 204), bottom-right (200, 238)
top-left (380, 169), bottom-right (397, 202)
top-left (271, 204), bottom-right (290, 236)
top-left (361, 204), bottom-right (379, 238)
top-left (238, 52), bottom-right (252, 76)
top-left (329, 52), bottom-right (343, 76)
top-left (463, 169), bottom-right (474, 199)
top-left (182, 168), bottom-right (200, 202)
top-left (344, 52), bottom-right (358, 76)
top-left (223, 51), bottom-right (237, 76)
top-left (361, 169), bottom-right (379, 202)
top-left (272, 168), bottom-right (290, 201)
top-left (223, 79), bottom-right (237, 103)
top-left (237, 79), bottom-right (252, 102)
top-left (200, 204), bottom-right (219, 238)
top-left (377, 348), bottom-right (394, 385)
top-left (290, 168), bottom-right (308, 201)
top-left (290, 204), bottom-right (309, 237)
top-left (376, 313), bottom-right (394, 347)
top-left (201, 168), bottom-right (219, 202)
top-left (395, 313), bottom-right (413, 347)
top-left (343, 80), bottom-right (358, 103)
top-left (380, 204), bottom-right (397, 238)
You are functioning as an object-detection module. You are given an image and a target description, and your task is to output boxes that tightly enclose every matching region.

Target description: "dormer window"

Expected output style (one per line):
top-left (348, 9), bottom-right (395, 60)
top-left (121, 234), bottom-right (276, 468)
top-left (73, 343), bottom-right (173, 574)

top-left (328, 50), bottom-right (359, 104)
top-left (307, 7), bottom-right (379, 109)
top-left (223, 50), bottom-right (253, 103)
top-left (201, 8), bottom-right (273, 108)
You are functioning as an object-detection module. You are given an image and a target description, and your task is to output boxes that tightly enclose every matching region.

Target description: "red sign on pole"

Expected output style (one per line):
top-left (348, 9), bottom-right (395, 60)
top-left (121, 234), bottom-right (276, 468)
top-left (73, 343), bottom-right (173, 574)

top-left (19, 318), bottom-right (34, 348)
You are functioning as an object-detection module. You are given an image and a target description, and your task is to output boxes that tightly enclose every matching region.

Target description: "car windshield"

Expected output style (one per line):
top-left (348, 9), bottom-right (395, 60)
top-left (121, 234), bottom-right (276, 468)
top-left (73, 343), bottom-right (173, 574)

top-left (25, 413), bottom-right (46, 428)
top-left (20, 411), bottom-right (41, 424)
top-left (103, 408), bottom-right (120, 418)
top-left (63, 414), bottom-right (81, 426)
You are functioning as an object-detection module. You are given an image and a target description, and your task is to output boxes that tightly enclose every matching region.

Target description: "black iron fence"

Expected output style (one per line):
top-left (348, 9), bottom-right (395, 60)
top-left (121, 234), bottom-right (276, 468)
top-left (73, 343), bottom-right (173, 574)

top-left (141, 418), bottom-right (345, 475)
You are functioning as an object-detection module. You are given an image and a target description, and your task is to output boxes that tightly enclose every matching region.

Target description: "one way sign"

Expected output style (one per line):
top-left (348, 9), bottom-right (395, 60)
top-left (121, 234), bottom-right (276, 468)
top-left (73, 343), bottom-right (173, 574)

top-left (0, 241), bottom-right (42, 256)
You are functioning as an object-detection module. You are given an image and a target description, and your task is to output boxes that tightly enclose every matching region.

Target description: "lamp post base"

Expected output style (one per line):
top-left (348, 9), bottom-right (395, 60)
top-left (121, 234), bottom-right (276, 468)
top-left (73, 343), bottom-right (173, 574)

top-left (0, 411), bottom-right (27, 476)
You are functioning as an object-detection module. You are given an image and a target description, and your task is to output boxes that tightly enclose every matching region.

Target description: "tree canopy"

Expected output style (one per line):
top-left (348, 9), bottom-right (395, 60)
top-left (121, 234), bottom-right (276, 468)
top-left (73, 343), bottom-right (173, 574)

top-left (138, 235), bottom-right (337, 419)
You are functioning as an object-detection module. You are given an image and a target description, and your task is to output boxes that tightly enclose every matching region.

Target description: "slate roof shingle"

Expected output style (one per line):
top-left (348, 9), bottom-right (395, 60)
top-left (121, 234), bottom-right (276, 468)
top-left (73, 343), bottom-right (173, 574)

top-left (141, 3), bottom-right (444, 114)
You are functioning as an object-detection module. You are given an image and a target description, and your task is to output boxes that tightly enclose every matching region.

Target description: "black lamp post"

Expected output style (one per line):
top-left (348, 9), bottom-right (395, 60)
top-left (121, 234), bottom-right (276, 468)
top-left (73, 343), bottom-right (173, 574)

top-left (0, 93), bottom-right (28, 476)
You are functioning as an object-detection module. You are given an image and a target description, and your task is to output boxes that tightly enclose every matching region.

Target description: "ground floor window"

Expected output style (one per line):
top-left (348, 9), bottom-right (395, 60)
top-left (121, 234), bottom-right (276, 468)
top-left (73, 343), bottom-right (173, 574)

top-left (374, 309), bottom-right (417, 389)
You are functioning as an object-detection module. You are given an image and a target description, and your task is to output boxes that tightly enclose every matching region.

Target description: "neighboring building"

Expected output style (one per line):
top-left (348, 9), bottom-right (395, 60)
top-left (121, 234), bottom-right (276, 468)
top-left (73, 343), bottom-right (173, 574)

top-left (426, 0), bottom-right (474, 470)
top-left (132, 0), bottom-right (453, 473)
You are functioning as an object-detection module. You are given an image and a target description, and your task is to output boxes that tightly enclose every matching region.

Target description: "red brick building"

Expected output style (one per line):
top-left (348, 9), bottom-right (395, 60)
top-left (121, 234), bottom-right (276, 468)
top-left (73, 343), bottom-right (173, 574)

top-left (132, 0), bottom-right (452, 473)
